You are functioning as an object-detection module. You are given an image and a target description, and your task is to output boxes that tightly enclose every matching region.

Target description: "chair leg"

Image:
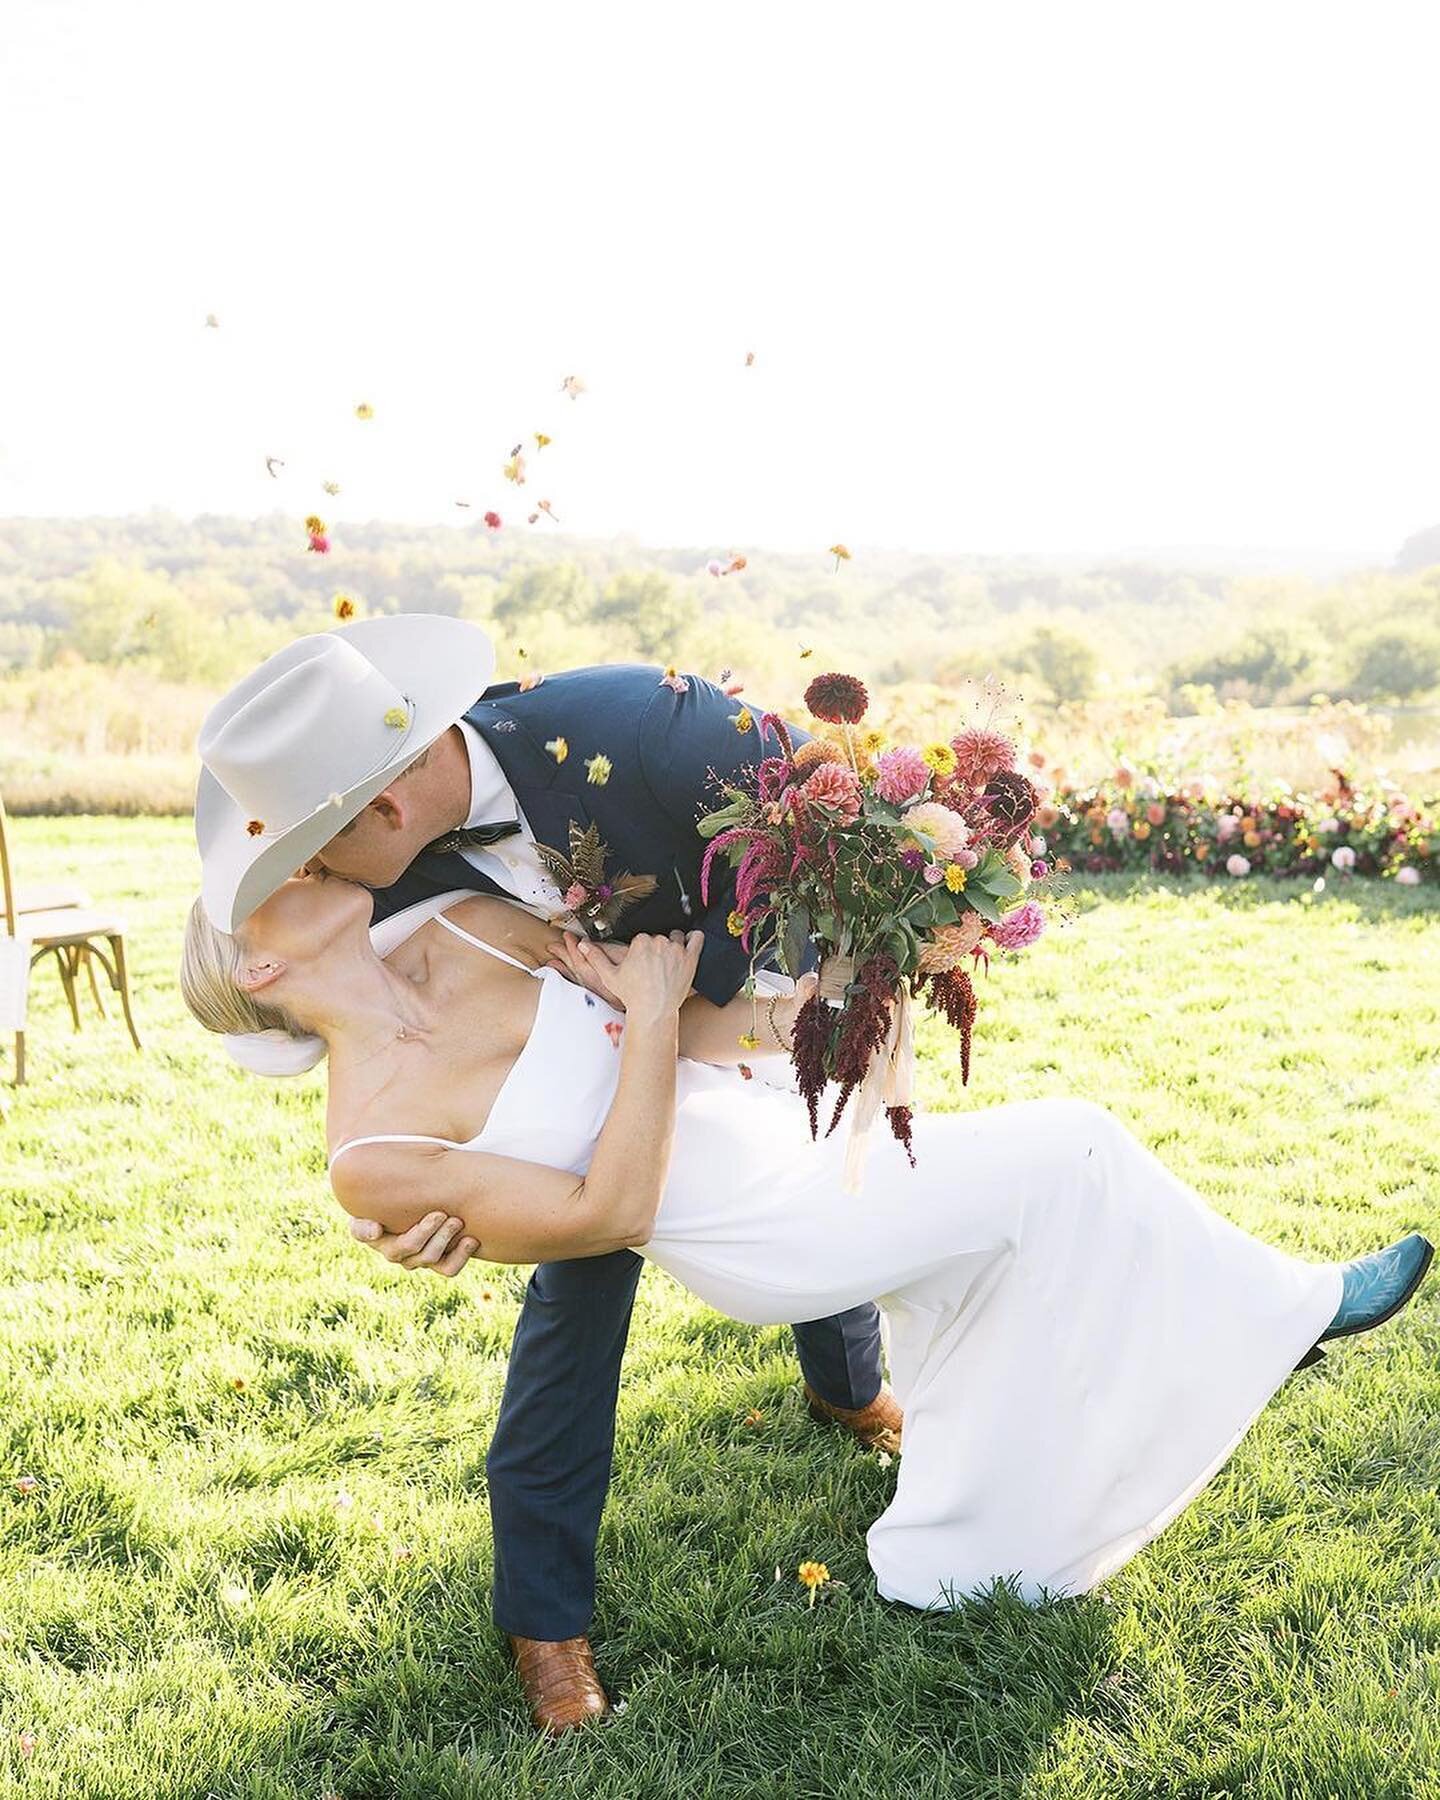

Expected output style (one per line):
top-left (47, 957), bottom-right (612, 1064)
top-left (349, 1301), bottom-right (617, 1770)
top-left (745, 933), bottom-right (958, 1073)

top-left (13, 1029), bottom-right (24, 1086)
top-left (84, 948), bottom-right (108, 1018)
top-left (109, 935), bottom-right (142, 1053)
top-left (56, 948), bottom-right (82, 1032)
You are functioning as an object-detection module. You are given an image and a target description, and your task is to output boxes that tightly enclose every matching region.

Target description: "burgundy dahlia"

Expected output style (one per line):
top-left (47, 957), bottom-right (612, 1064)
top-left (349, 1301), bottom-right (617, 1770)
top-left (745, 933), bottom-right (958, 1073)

top-left (803, 671), bottom-right (869, 726)
top-left (979, 769), bottom-right (1040, 847)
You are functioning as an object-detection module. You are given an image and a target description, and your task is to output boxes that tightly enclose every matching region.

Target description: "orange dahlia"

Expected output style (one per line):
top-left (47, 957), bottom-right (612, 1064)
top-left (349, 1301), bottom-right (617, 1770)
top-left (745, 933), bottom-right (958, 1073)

top-left (918, 913), bottom-right (987, 973)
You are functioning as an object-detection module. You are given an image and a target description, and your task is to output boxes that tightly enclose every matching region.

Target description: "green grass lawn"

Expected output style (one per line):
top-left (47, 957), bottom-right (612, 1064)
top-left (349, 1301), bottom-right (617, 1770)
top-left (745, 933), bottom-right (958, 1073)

top-left (2, 817), bottom-right (1438, 1800)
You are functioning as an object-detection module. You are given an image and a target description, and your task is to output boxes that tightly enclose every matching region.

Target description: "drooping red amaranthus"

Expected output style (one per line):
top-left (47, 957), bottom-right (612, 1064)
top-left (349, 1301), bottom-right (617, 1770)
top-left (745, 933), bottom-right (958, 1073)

top-left (758, 712), bottom-right (796, 760)
top-left (826, 952), bottom-right (900, 1136)
top-left (918, 966), bottom-right (977, 1084)
top-left (790, 991), bottom-right (836, 1137)
top-left (888, 1104), bottom-right (916, 1167)
top-left (699, 827), bottom-right (766, 906)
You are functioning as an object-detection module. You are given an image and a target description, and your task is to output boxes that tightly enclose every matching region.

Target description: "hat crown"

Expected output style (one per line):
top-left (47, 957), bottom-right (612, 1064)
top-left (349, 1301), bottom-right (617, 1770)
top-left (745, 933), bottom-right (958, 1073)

top-left (198, 634), bottom-right (413, 829)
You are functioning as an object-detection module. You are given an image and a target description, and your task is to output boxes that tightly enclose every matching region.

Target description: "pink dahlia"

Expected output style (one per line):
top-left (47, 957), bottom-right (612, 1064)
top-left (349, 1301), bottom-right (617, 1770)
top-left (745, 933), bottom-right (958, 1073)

top-left (989, 900), bottom-right (1046, 951)
top-left (874, 746), bottom-right (930, 805)
top-left (799, 761), bottom-right (863, 824)
top-left (949, 726), bottom-right (1016, 786)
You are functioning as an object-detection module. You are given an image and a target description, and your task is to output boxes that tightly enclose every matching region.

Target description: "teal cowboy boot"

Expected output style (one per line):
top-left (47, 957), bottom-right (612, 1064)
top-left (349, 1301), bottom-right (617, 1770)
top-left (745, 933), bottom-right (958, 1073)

top-left (1296, 1233), bottom-right (1434, 1369)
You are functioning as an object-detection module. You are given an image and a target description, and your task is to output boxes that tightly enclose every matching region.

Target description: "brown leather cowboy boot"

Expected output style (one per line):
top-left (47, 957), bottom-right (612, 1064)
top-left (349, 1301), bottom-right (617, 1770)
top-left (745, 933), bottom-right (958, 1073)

top-left (803, 1381), bottom-right (903, 1455)
top-left (507, 1634), bottom-right (610, 1735)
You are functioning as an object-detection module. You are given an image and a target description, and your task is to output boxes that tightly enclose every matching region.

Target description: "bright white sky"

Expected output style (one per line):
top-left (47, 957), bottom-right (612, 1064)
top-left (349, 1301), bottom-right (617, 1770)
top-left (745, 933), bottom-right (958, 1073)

top-left (3, 0), bottom-right (1438, 557)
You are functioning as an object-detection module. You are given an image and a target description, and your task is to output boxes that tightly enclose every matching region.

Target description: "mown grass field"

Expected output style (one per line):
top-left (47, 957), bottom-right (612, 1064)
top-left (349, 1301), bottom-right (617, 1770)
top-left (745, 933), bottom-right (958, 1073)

top-left (1, 817), bottom-right (1437, 1800)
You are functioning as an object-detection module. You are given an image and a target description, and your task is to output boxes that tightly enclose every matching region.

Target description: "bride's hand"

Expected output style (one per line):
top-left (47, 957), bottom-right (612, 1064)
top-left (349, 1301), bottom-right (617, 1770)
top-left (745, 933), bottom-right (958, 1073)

top-left (545, 930), bottom-right (628, 1008)
top-left (601, 930), bottom-right (704, 1026)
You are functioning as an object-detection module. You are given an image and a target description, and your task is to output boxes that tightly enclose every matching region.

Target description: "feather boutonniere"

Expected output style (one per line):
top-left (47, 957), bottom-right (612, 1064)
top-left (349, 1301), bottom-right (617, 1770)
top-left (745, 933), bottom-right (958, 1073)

top-left (535, 821), bottom-right (658, 936)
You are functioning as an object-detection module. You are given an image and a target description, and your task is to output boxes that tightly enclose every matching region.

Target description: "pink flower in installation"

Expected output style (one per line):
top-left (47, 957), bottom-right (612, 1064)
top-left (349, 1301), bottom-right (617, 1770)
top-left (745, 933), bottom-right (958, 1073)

top-left (799, 761), bottom-right (863, 824)
top-left (874, 746), bottom-right (930, 805)
top-left (988, 900), bottom-right (1046, 951)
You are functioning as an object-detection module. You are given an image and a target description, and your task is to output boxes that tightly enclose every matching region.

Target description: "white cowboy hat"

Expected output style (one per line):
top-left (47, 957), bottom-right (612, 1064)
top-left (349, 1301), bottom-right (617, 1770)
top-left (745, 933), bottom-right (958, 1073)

top-left (195, 614), bottom-right (495, 931)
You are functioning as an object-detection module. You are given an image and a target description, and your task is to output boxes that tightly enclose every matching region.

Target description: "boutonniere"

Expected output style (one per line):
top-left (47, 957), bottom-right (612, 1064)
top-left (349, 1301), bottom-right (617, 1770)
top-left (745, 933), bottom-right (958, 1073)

top-left (535, 820), bottom-right (658, 936)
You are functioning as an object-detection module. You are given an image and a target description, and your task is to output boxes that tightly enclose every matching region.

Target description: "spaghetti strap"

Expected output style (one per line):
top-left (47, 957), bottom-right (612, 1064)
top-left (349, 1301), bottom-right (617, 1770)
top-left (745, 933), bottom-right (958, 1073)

top-left (432, 909), bottom-right (542, 974)
top-left (328, 1132), bottom-right (466, 1172)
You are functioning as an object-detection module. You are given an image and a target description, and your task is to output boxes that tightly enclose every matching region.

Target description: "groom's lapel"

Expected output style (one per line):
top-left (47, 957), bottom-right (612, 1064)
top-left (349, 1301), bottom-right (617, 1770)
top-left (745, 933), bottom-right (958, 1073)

top-left (466, 695), bottom-right (593, 859)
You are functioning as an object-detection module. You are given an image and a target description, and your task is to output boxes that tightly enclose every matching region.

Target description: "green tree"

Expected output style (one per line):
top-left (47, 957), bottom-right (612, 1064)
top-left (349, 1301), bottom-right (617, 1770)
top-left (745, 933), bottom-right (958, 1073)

top-left (1018, 625), bottom-right (1100, 701)
top-left (591, 570), bottom-right (698, 660)
top-left (1345, 626), bottom-right (1440, 702)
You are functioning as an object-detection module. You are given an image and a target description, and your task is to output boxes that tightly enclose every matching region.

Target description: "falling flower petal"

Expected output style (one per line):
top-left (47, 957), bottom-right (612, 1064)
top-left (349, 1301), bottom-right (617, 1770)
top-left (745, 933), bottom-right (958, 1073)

top-left (354, 402), bottom-right (374, 420)
top-left (585, 753), bottom-right (613, 785)
top-left (15, 1475), bottom-right (39, 1494)
top-left (828, 544), bottom-right (852, 570)
top-left (307, 533), bottom-right (330, 554)
top-left (265, 456), bottom-right (284, 479)
top-left (503, 455), bottom-right (526, 485)
top-left (604, 1020), bottom-right (624, 1048)
top-left (204, 313), bottom-right (219, 328)
top-left (527, 512), bottom-right (540, 524)
top-left (738, 1031), bottom-right (761, 1050)
top-left (537, 499), bottom-right (559, 522)
top-left (743, 1407), bottom-right (765, 1426)
top-left (660, 667), bottom-right (690, 694)
top-left (518, 672), bottom-right (545, 693)
top-left (706, 558), bottom-right (726, 577)
top-left (322, 479), bottom-right (340, 495)
top-left (730, 707), bottom-right (754, 733)
top-left (798, 643), bottom-right (814, 659)
top-left (246, 820), bottom-right (265, 837)
top-left (798, 1560), bottom-right (831, 1607)
top-left (534, 432), bottom-right (551, 449)
top-left (738, 1063), bottom-right (754, 1080)
top-left (18, 1730), bottom-right (37, 1757)
top-left (483, 511), bottom-right (502, 531)
top-left (560, 374), bottom-right (586, 399)
top-left (745, 350), bottom-right (755, 366)
top-left (384, 707), bottom-right (409, 728)
top-left (332, 594), bottom-right (357, 621)
top-left (545, 736), bottom-right (569, 763)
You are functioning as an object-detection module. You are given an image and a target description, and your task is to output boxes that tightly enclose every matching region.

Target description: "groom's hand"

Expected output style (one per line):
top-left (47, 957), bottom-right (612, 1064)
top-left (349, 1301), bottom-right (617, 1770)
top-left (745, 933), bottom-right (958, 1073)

top-left (349, 1211), bottom-right (478, 1277)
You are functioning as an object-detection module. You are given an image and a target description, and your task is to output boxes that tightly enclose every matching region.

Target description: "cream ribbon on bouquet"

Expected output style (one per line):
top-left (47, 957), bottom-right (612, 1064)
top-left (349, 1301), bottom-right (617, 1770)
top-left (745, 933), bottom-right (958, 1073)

top-left (818, 956), bottom-right (916, 1196)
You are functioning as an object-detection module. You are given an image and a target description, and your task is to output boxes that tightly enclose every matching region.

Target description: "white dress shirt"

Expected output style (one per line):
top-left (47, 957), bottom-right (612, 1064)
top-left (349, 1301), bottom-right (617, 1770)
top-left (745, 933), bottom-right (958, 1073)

top-left (455, 717), bottom-right (568, 921)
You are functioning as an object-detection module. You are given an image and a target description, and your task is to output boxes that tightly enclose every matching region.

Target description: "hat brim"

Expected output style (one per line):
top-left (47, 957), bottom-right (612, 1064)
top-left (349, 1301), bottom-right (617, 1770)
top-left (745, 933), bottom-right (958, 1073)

top-left (197, 614), bottom-right (495, 932)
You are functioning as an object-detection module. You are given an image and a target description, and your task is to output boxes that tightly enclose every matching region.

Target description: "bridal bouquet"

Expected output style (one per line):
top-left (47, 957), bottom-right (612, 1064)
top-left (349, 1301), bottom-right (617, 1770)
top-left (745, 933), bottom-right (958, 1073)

top-left (698, 673), bottom-right (1052, 1190)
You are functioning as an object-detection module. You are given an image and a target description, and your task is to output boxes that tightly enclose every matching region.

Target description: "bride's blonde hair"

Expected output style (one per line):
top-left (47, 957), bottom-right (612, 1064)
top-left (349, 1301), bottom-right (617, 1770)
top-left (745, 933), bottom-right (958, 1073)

top-left (180, 895), bottom-right (307, 1040)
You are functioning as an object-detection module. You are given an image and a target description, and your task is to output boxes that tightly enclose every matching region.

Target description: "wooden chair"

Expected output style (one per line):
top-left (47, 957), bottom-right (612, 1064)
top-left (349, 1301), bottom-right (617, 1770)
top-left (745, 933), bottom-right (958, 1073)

top-left (0, 790), bottom-right (141, 1085)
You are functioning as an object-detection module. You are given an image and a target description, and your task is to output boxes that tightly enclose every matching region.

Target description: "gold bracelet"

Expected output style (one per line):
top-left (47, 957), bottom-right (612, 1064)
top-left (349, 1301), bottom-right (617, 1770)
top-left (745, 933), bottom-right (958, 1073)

top-left (766, 994), bottom-right (793, 1052)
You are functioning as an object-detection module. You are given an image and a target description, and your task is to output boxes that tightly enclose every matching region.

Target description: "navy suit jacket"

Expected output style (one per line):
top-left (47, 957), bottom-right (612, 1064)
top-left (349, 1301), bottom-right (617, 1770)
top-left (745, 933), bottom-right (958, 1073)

top-left (369, 663), bottom-right (814, 1007)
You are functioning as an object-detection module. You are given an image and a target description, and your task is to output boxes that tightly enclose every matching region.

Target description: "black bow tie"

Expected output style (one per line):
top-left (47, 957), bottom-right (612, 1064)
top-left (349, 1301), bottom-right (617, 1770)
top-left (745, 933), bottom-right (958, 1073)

top-left (426, 819), bottom-right (523, 856)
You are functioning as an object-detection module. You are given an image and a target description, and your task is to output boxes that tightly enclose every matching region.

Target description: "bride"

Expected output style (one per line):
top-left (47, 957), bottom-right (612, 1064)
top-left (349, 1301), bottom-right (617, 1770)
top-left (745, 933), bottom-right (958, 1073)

top-left (181, 870), bottom-right (1432, 1610)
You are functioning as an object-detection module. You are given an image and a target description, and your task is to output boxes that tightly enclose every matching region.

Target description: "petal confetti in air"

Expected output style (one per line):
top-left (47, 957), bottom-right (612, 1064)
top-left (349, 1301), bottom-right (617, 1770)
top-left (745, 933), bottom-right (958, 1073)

top-left (204, 313), bottom-right (219, 328)
top-left (246, 820), bottom-right (265, 836)
top-left (322, 480), bottom-right (341, 495)
top-left (454, 499), bottom-right (471, 508)
top-left (518, 672), bottom-right (545, 693)
top-left (730, 707), bottom-right (754, 733)
top-left (354, 402), bottom-right (374, 420)
top-left (706, 559), bottom-right (725, 577)
top-left (828, 543), bottom-right (852, 571)
top-left (586, 753), bottom-right (613, 785)
top-left (503, 454), bottom-right (527, 485)
top-left (305, 515), bottom-right (326, 534)
top-left (332, 594), bottom-right (357, 621)
top-left (798, 643), bottom-right (815, 659)
top-left (384, 706), bottom-right (409, 728)
top-left (306, 533), bottom-right (330, 554)
top-left (745, 350), bottom-right (755, 366)
top-left (537, 499), bottom-right (559, 522)
top-left (527, 512), bottom-right (540, 524)
top-left (545, 736), bottom-right (569, 763)
top-left (483, 511), bottom-right (502, 531)
top-left (534, 432), bottom-right (552, 449)
top-left (660, 667), bottom-right (690, 694)
top-left (265, 456), bottom-right (285, 479)
top-left (560, 374), bottom-right (586, 399)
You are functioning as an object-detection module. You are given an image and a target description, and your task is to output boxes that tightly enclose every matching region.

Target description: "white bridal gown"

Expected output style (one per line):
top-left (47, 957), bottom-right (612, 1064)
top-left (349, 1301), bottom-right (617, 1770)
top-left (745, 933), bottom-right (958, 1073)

top-left (355, 895), bottom-right (1343, 1610)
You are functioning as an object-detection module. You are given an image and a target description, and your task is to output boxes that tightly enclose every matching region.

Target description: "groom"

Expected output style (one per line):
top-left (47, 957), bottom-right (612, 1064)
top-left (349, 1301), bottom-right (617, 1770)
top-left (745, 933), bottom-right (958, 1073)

top-left (199, 616), bottom-right (900, 1735)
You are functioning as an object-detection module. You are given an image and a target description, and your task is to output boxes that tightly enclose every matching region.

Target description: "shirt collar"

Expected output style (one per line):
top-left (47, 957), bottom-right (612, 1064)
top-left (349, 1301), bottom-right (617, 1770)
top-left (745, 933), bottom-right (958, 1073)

top-left (456, 716), bottom-right (518, 828)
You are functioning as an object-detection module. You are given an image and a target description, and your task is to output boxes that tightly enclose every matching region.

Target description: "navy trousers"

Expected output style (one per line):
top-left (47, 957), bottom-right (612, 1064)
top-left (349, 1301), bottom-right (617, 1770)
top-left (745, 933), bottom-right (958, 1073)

top-left (487, 1249), bottom-right (885, 1640)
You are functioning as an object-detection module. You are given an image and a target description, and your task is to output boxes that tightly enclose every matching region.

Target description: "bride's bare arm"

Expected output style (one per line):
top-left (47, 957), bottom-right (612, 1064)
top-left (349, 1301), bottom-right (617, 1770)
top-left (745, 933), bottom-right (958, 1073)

top-left (331, 932), bottom-right (703, 1263)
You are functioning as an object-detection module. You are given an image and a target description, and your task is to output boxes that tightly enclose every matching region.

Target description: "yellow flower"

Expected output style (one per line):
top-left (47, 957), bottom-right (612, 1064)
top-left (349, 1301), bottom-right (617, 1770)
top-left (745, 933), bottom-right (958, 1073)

top-left (305, 514), bottom-right (326, 535)
top-left (1133, 820), bottom-right (1151, 840)
top-left (944, 864), bottom-right (966, 892)
top-left (383, 706), bottom-right (408, 729)
top-left (738, 1031), bottom-right (761, 1051)
top-left (585, 753), bottom-right (612, 786)
top-left (828, 544), bottom-right (851, 568)
top-left (545, 736), bottom-right (568, 763)
top-left (354, 402), bottom-right (374, 420)
top-left (798, 1560), bottom-right (830, 1607)
top-left (856, 727), bottom-right (887, 758)
top-left (923, 742), bottom-right (957, 779)
top-left (503, 455), bottom-right (526, 485)
top-left (534, 432), bottom-right (551, 449)
top-left (332, 593), bottom-right (356, 621)
top-left (727, 909), bottom-right (748, 937)
top-left (731, 707), bottom-right (754, 733)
